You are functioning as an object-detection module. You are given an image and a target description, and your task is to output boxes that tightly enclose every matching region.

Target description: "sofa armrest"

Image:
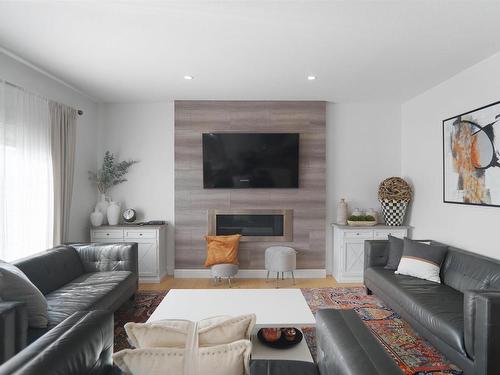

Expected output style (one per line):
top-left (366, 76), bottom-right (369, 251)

top-left (0, 302), bottom-right (27, 364)
top-left (71, 242), bottom-right (138, 276)
top-left (0, 310), bottom-right (113, 375)
top-left (464, 289), bottom-right (500, 374)
top-left (364, 240), bottom-right (389, 271)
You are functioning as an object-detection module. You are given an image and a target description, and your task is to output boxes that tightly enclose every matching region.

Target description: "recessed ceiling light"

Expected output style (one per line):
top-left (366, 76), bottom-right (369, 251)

top-left (307, 75), bottom-right (316, 81)
top-left (184, 75), bottom-right (194, 80)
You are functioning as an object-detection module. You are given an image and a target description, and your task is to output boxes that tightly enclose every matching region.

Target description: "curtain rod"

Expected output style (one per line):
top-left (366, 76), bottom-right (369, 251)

top-left (2, 79), bottom-right (83, 116)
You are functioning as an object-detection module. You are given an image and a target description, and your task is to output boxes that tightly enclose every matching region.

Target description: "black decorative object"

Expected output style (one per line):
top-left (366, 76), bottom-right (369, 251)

top-left (257, 328), bottom-right (303, 349)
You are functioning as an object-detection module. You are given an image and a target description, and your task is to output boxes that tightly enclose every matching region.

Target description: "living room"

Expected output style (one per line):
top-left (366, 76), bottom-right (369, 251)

top-left (0, 2), bottom-right (499, 375)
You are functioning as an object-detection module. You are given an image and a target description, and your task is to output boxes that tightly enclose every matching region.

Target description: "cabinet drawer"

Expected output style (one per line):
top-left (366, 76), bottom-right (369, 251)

top-left (92, 229), bottom-right (124, 240)
top-left (374, 230), bottom-right (406, 240)
top-left (124, 229), bottom-right (156, 239)
top-left (344, 231), bottom-right (373, 240)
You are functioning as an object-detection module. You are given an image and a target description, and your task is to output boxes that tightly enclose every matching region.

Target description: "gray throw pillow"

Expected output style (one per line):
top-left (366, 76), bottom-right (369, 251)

top-left (0, 261), bottom-right (48, 328)
top-left (395, 238), bottom-right (448, 283)
top-left (384, 235), bottom-right (404, 270)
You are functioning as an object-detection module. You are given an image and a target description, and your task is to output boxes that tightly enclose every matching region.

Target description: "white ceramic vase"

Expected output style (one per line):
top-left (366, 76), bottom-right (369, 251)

top-left (107, 201), bottom-right (121, 226)
top-left (90, 208), bottom-right (104, 227)
top-left (95, 194), bottom-right (109, 225)
top-left (336, 198), bottom-right (348, 225)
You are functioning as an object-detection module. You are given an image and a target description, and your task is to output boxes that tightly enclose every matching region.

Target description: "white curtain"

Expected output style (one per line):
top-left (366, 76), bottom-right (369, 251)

top-left (50, 102), bottom-right (76, 245)
top-left (0, 81), bottom-right (53, 261)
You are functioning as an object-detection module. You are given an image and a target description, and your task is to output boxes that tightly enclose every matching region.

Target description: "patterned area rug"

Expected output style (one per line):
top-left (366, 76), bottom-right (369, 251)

top-left (302, 287), bottom-right (462, 375)
top-left (114, 287), bottom-right (462, 375)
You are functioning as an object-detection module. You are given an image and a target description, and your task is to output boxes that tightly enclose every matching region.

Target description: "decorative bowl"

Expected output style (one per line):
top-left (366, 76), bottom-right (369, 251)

top-left (257, 328), bottom-right (303, 349)
top-left (347, 220), bottom-right (377, 226)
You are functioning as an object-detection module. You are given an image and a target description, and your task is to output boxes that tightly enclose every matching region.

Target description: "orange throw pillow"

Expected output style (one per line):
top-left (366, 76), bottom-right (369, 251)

top-left (204, 234), bottom-right (241, 267)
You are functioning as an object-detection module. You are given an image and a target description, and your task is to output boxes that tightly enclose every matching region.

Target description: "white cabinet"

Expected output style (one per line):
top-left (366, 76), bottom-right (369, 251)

top-left (332, 224), bottom-right (408, 283)
top-left (91, 225), bottom-right (167, 283)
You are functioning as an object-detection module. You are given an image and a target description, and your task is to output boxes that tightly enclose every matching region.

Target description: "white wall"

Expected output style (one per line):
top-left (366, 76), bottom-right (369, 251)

top-left (325, 101), bottom-right (402, 273)
top-left (0, 51), bottom-right (98, 242)
top-left (97, 102), bottom-right (175, 274)
top-left (402, 51), bottom-right (500, 259)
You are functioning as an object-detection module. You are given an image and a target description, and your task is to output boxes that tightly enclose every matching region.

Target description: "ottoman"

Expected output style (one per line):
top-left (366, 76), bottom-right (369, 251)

top-left (210, 263), bottom-right (238, 287)
top-left (265, 246), bottom-right (296, 287)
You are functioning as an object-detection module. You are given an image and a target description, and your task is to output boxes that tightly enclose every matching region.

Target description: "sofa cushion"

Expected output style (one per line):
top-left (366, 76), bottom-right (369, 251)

top-left (441, 247), bottom-right (500, 293)
top-left (395, 239), bottom-right (448, 283)
top-left (14, 246), bottom-right (85, 295)
top-left (0, 262), bottom-right (48, 328)
top-left (384, 236), bottom-right (404, 270)
top-left (44, 271), bottom-right (135, 325)
top-left (365, 267), bottom-right (465, 354)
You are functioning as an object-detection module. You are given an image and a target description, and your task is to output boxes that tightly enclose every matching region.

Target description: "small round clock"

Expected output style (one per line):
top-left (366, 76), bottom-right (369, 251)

top-left (122, 208), bottom-right (137, 223)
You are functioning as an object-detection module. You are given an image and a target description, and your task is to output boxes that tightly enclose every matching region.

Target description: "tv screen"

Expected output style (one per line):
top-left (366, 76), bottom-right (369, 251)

top-left (202, 133), bottom-right (299, 188)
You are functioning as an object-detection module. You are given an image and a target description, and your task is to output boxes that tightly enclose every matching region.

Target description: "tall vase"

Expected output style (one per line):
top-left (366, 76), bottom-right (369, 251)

top-left (95, 194), bottom-right (109, 225)
top-left (379, 199), bottom-right (408, 226)
top-left (107, 201), bottom-right (121, 226)
top-left (336, 198), bottom-right (348, 225)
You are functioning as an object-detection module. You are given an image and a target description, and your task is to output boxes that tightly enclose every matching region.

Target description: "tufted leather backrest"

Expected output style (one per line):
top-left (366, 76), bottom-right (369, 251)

top-left (71, 243), bottom-right (138, 275)
top-left (14, 246), bottom-right (85, 295)
top-left (441, 247), bottom-right (500, 292)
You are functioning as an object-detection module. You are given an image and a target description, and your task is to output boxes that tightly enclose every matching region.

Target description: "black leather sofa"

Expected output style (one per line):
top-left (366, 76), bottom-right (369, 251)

top-left (364, 240), bottom-right (500, 375)
top-left (0, 242), bottom-right (138, 372)
top-left (1, 308), bottom-right (401, 375)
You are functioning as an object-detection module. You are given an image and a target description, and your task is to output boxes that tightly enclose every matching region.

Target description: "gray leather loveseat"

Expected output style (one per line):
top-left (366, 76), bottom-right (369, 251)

top-left (364, 240), bottom-right (500, 375)
top-left (0, 242), bottom-right (138, 373)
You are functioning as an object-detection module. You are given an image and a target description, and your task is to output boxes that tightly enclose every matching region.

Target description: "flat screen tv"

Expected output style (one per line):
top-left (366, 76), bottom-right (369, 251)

top-left (202, 133), bottom-right (299, 188)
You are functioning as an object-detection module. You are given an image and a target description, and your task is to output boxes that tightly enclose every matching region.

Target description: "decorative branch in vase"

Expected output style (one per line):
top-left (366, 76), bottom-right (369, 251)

top-left (89, 151), bottom-right (139, 226)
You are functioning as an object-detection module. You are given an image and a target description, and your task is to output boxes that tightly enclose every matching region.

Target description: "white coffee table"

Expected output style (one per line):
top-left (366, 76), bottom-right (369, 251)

top-left (148, 289), bottom-right (316, 362)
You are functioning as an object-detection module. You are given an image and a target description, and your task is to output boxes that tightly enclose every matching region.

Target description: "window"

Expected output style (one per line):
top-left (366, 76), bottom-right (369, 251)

top-left (0, 82), bottom-right (53, 261)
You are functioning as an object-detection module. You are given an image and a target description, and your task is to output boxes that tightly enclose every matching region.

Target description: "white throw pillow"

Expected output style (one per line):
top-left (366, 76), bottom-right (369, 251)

top-left (113, 340), bottom-right (252, 375)
top-left (125, 314), bottom-right (256, 348)
top-left (395, 238), bottom-right (448, 283)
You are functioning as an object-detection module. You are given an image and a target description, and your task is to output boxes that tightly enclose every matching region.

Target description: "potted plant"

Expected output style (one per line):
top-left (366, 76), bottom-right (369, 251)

top-left (347, 215), bottom-right (377, 226)
top-left (89, 151), bottom-right (138, 225)
top-left (378, 177), bottom-right (412, 226)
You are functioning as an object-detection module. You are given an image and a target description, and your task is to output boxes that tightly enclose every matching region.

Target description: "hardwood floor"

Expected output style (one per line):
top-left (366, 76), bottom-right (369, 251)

top-left (139, 275), bottom-right (362, 291)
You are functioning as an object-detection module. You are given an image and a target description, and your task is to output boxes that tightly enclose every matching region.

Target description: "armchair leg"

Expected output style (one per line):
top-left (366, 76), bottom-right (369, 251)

top-left (366, 287), bottom-right (373, 295)
top-left (291, 271), bottom-right (296, 285)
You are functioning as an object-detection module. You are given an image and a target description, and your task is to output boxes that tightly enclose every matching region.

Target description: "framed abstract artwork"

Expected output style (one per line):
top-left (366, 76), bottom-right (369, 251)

top-left (443, 101), bottom-right (500, 207)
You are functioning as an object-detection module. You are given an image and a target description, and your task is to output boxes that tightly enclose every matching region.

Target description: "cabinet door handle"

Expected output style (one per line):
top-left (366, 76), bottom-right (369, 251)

top-left (139, 233), bottom-right (143, 236)
top-left (106, 233), bottom-right (109, 236)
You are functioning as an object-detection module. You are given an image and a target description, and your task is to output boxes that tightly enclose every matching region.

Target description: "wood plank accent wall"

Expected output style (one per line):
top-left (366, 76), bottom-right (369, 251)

top-left (175, 101), bottom-right (326, 269)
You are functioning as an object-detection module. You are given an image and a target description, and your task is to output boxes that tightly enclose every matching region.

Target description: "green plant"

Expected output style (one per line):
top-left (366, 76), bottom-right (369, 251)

top-left (348, 215), bottom-right (376, 222)
top-left (89, 151), bottom-right (138, 194)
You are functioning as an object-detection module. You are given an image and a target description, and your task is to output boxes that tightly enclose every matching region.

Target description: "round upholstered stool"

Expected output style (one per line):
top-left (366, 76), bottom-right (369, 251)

top-left (265, 246), bottom-right (297, 288)
top-left (210, 263), bottom-right (238, 287)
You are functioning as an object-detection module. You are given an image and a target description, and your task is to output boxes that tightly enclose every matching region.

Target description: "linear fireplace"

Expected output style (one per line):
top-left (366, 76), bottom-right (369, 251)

top-left (208, 209), bottom-right (293, 242)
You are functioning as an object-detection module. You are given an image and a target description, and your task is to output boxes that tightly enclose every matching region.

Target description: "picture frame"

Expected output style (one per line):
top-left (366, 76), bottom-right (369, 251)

top-left (443, 100), bottom-right (500, 207)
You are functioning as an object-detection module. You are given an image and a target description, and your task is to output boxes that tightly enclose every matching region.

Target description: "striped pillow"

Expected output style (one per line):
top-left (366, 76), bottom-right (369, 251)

top-left (395, 238), bottom-right (448, 283)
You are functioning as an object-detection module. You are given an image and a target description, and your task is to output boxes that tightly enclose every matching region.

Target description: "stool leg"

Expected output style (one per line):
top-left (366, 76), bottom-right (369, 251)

top-left (228, 277), bottom-right (232, 288)
top-left (281, 272), bottom-right (284, 280)
top-left (291, 271), bottom-right (296, 285)
top-left (276, 272), bottom-right (279, 288)
top-left (266, 270), bottom-right (270, 280)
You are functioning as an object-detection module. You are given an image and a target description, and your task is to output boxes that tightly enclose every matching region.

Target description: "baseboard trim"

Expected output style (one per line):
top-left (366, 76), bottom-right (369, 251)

top-left (174, 269), bottom-right (327, 279)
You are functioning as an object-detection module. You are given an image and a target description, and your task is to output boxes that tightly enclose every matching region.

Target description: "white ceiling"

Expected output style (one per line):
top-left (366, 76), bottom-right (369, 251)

top-left (1, 1), bottom-right (500, 103)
